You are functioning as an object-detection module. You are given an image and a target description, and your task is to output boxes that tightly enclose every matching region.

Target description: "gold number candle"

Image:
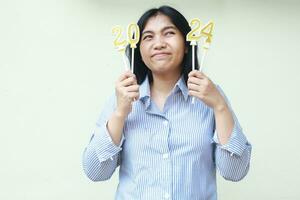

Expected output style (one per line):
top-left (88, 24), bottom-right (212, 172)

top-left (127, 23), bottom-right (140, 74)
top-left (112, 26), bottom-right (129, 70)
top-left (199, 21), bottom-right (214, 72)
top-left (187, 18), bottom-right (202, 104)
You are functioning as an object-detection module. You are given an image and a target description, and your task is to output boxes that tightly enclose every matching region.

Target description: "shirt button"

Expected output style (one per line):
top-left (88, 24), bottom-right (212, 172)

top-left (163, 120), bottom-right (168, 126)
top-left (164, 193), bottom-right (170, 199)
top-left (162, 153), bottom-right (169, 159)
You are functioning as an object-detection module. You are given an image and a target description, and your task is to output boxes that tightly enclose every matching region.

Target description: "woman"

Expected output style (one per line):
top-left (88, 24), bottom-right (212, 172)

top-left (82, 6), bottom-right (252, 200)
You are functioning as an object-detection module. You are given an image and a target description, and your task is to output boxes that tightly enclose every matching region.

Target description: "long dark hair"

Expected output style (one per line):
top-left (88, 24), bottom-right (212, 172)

top-left (126, 5), bottom-right (199, 85)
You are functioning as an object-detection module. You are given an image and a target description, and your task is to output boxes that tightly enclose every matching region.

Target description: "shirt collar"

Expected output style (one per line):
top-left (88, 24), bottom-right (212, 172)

top-left (139, 75), bottom-right (151, 100)
top-left (174, 74), bottom-right (189, 101)
top-left (139, 74), bottom-right (189, 108)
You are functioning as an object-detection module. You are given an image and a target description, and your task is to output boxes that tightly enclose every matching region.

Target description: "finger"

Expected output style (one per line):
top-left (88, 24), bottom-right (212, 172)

top-left (118, 70), bottom-right (136, 82)
top-left (187, 77), bottom-right (210, 89)
top-left (126, 85), bottom-right (139, 92)
top-left (187, 76), bottom-right (201, 85)
top-left (197, 78), bottom-right (210, 87)
top-left (121, 76), bottom-right (137, 87)
top-left (188, 70), bottom-right (206, 79)
top-left (188, 76), bottom-right (211, 88)
top-left (188, 82), bottom-right (200, 91)
top-left (188, 90), bottom-right (204, 99)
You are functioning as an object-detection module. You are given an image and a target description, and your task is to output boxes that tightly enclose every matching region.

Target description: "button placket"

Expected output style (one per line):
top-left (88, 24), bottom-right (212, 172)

top-left (160, 117), bottom-right (171, 200)
top-left (163, 120), bottom-right (168, 126)
top-left (164, 192), bottom-right (170, 199)
top-left (162, 153), bottom-right (169, 159)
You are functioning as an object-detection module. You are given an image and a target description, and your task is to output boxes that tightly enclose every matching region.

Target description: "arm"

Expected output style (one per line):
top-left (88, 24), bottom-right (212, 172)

top-left (82, 71), bottom-right (139, 182)
top-left (213, 100), bottom-right (234, 145)
top-left (212, 85), bottom-right (252, 182)
top-left (82, 94), bottom-right (125, 182)
top-left (187, 71), bottom-right (252, 181)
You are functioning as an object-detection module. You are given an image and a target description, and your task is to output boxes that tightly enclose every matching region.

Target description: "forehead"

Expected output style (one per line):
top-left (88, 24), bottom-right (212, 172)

top-left (143, 14), bottom-right (176, 32)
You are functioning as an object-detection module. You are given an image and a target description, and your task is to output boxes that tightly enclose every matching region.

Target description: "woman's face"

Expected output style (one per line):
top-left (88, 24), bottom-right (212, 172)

top-left (140, 14), bottom-right (186, 76)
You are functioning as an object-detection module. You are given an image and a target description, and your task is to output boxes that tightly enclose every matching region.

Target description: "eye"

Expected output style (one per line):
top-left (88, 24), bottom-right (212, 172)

top-left (143, 35), bottom-right (153, 41)
top-left (165, 31), bottom-right (175, 36)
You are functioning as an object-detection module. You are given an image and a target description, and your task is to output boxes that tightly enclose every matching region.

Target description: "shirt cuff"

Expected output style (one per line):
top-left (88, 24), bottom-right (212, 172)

top-left (212, 117), bottom-right (248, 157)
top-left (92, 120), bottom-right (125, 162)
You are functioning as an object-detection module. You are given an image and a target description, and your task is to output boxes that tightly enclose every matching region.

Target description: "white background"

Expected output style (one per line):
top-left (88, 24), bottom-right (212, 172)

top-left (1, 0), bottom-right (300, 199)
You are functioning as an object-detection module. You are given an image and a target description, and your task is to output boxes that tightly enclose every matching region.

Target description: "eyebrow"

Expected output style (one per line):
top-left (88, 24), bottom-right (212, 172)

top-left (142, 25), bottom-right (177, 35)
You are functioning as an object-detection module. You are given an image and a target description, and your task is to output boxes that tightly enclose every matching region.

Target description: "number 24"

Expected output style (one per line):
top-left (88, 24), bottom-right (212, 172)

top-left (186, 18), bottom-right (214, 43)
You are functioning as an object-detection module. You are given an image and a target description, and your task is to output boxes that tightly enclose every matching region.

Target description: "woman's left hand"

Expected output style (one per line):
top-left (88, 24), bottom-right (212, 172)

top-left (187, 70), bottom-right (226, 111)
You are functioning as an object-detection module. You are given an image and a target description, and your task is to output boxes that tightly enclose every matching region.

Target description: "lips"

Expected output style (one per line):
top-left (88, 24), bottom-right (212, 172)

top-left (151, 52), bottom-right (171, 58)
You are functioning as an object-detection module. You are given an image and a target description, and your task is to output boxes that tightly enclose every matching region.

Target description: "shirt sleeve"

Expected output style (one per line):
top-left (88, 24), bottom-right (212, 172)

top-left (82, 94), bottom-right (125, 182)
top-left (212, 85), bottom-right (252, 182)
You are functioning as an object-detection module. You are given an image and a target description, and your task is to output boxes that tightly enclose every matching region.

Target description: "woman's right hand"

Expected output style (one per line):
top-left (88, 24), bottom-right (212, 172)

top-left (114, 70), bottom-right (140, 118)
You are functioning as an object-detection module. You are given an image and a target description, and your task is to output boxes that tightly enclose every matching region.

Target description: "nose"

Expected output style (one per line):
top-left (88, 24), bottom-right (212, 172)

top-left (153, 36), bottom-right (167, 50)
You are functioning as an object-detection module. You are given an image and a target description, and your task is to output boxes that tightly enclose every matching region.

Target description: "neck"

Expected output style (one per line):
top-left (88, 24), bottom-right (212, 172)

top-left (150, 71), bottom-right (181, 97)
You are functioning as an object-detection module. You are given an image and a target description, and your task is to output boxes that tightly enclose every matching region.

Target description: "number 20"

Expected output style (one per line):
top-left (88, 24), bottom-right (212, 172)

top-left (112, 24), bottom-right (140, 48)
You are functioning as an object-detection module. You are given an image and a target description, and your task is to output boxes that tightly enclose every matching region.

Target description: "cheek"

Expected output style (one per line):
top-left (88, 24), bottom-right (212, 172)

top-left (175, 44), bottom-right (185, 59)
top-left (140, 45), bottom-right (149, 61)
top-left (171, 38), bottom-right (185, 56)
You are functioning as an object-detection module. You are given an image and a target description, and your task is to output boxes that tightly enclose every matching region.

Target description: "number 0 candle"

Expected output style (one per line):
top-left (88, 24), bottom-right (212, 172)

top-left (127, 23), bottom-right (140, 74)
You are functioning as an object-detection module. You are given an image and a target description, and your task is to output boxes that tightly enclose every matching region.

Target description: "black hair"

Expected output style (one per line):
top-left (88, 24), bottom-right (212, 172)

top-left (126, 5), bottom-right (199, 85)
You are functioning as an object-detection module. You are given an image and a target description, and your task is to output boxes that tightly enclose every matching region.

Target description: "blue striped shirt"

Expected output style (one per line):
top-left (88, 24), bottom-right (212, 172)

top-left (82, 75), bottom-right (252, 200)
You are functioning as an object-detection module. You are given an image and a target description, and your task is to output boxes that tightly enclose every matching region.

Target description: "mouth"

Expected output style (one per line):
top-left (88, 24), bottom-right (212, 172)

top-left (151, 52), bottom-right (171, 59)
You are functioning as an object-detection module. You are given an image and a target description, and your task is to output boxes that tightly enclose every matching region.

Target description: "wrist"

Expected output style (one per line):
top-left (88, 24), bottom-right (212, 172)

top-left (114, 109), bottom-right (127, 120)
top-left (213, 100), bottom-right (228, 113)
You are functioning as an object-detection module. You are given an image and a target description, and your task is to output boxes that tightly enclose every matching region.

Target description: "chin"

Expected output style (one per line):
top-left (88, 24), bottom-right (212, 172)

top-left (151, 61), bottom-right (171, 69)
top-left (152, 68), bottom-right (174, 77)
top-left (151, 64), bottom-right (170, 72)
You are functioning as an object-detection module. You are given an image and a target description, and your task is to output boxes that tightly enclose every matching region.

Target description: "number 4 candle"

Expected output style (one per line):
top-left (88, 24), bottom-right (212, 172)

top-left (199, 21), bottom-right (214, 72)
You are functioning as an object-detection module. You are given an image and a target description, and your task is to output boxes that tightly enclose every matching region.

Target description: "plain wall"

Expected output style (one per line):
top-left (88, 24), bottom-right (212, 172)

top-left (1, 0), bottom-right (300, 199)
